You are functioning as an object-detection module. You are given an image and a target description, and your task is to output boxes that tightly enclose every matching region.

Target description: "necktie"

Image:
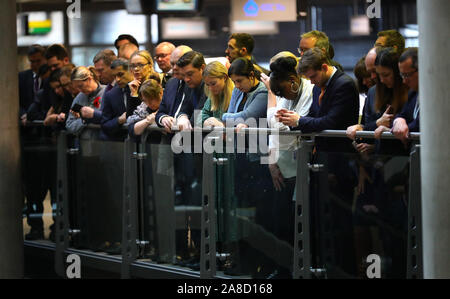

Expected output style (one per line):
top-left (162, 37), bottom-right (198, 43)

top-left (413, 95), bottom-right (420, 119)
top-left (172, 81), bottom-right (185, 115)
top-left (34, 75), bottom-right (39, 92)
top-left (318, 87), bottom-right (326, 106)
top-left (192, 90), bottom-right (198, 108)
top-left (32, 75), bottom-right (40, 102)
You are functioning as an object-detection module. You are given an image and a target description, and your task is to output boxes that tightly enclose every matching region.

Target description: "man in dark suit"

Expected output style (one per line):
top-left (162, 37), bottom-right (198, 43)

top-left (175, 51), bottom-right (208, 130)
top-left (27, 45), bottom-right (73, 123)
top-left (154, 41), bottom-right (175, 88)
top-left (93, 49), bottom-right (117, 92)
top-left (155, 45), bottom-right (192, 132)
top-left (289, 47), bottom-right (359, 150)
top-left (392, 47), bottom-right (419, 143)
top-left (24, 44), bottom-right (72, 241)
top-left (19, 45), bottom-right (48, 240)
top-left (101, 58), bottom-right (135, 141)
top-left (19, 45), bottom-right (47, 122)
top-left (294, 47), bottom-right (359, 275)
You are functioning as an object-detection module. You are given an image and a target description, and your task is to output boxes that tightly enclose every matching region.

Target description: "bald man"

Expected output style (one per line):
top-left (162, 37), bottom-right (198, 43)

top-left (118, 42), bottom-right (139, 60)
top-left (156, 45), bottom-right (192, 132)
top-left (154, 42), bottom-right (176, 87)
top-left (154, 42), bottom-right (175, 74)
top-left (365, 47), bottom-right (378, 82)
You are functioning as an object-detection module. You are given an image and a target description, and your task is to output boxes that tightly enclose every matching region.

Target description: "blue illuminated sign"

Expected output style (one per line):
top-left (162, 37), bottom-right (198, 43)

top-left (243, 0), bottom-right (287, 17)
top-left (244, 0), bottom-right (259, 17)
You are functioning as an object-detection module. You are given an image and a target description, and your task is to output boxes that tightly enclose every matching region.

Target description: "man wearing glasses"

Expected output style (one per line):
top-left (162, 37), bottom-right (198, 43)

top-left (154, 41), bottom-right (176, 87)
top-left (392, 47), bottom-right (420, 143)
top-left (297, 30), bottom-right (343, 72)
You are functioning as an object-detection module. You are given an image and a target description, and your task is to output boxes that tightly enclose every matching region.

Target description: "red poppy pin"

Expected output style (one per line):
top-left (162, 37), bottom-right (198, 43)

top-left (92, 96), bottom-right (101, 109)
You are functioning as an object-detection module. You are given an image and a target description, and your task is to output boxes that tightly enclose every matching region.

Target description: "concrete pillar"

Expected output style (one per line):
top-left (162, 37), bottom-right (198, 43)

top-left (417, 0), bottom-right (450, 279)
top-left (0, 0), bottom-right (24, 278)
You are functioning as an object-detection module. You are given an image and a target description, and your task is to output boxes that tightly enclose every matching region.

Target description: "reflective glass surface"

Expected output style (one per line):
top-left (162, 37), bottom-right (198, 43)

top-left (309, 147), bottom-right (410, 278)
top-left (72, 137), bottom-right (124, 254)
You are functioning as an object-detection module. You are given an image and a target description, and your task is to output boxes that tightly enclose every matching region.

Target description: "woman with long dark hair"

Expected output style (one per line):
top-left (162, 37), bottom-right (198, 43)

top-left (221, 57), bottom-right (268, 130)
top-left (347, 47), bottom-right (408, 142)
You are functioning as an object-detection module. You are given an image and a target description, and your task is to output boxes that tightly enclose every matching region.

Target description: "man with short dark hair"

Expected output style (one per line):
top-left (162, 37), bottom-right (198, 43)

top-left (114, 34), bottom-right (139, 51)
top-left (25, 44), bottom-right (73, 241)
top-left (45, 44), bottom-right (70, 72)
top-left (225, 33), bottom-right (254, 63)
top-left (27, 44), bottom-right (47, 75)
top-left (19, 44), bottom-right (47, 122)
top-left (225, 33), bottom-right (269, 75)
top-left (37, 44), bottom-right (72, 118)
top-left (175, 51), bottom-right (208, 130)
top-left (93, 49), bottom-right (117, 90)
top-left (291, 47), bottom-right (359, 149)
top-left (295, 48), bottom-right (359, 273)
top-left (28, 44), bottom-right (72, 122)
top-left (19, 44), bottom-right (49, 241)
top-left (392, 47), bottom-right (419, 143)
top-left (298, 30), bottom-right (344, 71)
top-left (101, 58), bottom-right (136, 141)
top-left (375, 29), bottom-right (405, 53)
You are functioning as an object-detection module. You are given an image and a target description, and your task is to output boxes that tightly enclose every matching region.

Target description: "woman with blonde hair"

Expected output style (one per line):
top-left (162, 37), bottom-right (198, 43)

top-left (201, 61), bottom-right (234, 127)
top-left (128, 50), bottom-right (158, 97)
top-left (66, 65), bottom-right (106, 135)
top-left (126, 78), bottom-right (163, 137)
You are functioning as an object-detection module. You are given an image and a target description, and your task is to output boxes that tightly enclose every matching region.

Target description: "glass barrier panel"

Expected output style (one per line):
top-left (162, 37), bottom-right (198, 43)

top-left (213, 131), bottom-right (294, 279)
top-left (72, 135), bottom-right (124, 255)
top-left (312, 141), bottom-right (410, 278)
top-left (136, 133), bottom-right (203, 272)
top-left (21, 125), bottom-right (57, 243)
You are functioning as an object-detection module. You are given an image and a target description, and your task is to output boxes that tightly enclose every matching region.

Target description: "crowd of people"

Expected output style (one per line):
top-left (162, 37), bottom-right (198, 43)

top-left (19, 29), bottom-right (420, 278)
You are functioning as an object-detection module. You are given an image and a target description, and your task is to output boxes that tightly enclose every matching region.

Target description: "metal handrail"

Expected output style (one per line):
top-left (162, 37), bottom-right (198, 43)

top-left (23, 121), bottom-right (421, 141)
top-left (160, 126), bottom-right (421, 141)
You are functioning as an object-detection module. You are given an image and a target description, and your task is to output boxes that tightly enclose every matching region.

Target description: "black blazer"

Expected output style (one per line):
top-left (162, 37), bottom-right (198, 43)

top-left (361, 86), bottom-right (382, 131)
top-left (100, 85), bottom-right (130, 141)
top-left (177, 81), bottom-right (208, 126)
top-left (27, 78), bottom-right (73, 123)
top-left (27, 79), bottom-right (53, 121)
top-left (395, 91), bottom-right (419, 133)
top-left (295, 70), bottom-right (359, 132)
top-left (18, 69), bottom-right (35, 117)
top-left (156, 78), bottom-right (187, 127)
top-left (294, 69), bottom-right (359, 151)
top-left (375, 90), bottom-right (419, 156)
